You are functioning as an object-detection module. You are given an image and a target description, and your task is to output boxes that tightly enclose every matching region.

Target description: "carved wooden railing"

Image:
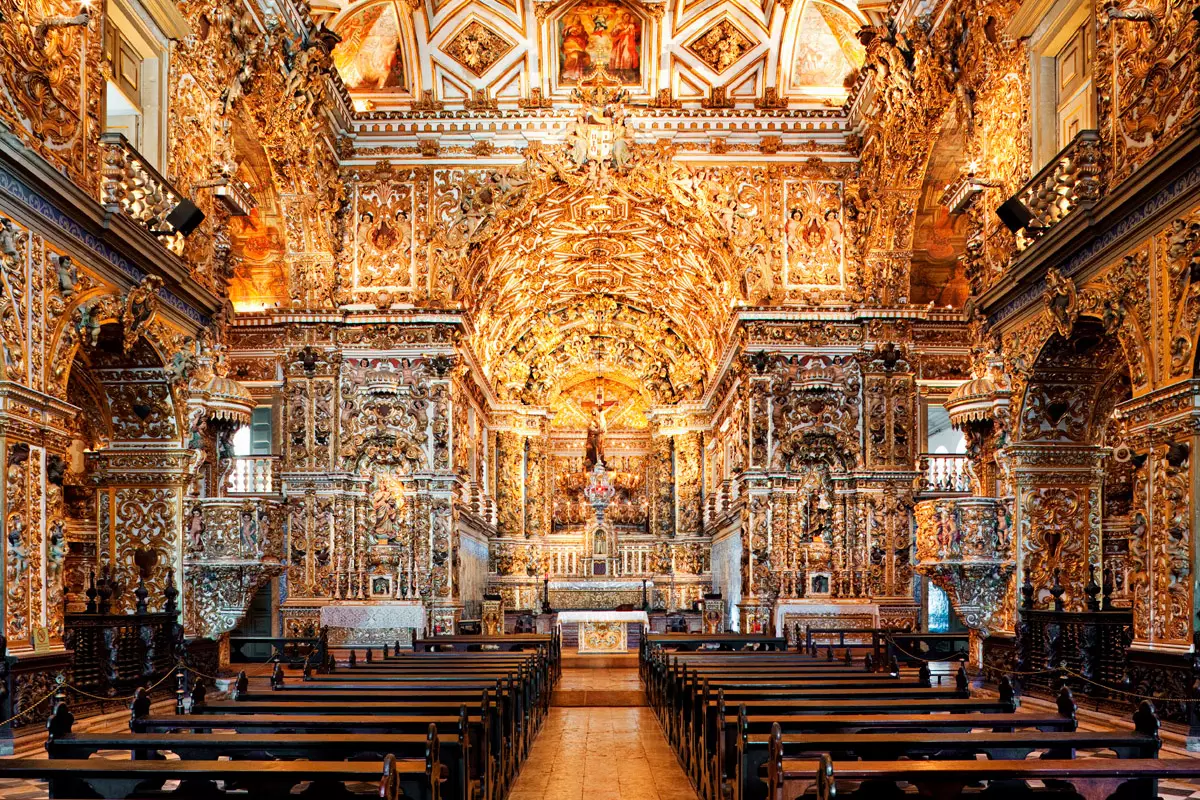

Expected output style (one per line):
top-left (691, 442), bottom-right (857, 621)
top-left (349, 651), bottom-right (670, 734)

top-left (229, 627), bottom-right (327, 666)
top-left (99, 132), bottom-right (187, 256)
top-left (1014, 575), bottom-right (1132, 699)
top-left (227, 455), bottom-right (279, 494)
top-left (63, 568), bottom-right (183, 699)
top-left (918, 454), bottom-right (971, 493)
top-left (1013, 129), bottom-right (1102, 250)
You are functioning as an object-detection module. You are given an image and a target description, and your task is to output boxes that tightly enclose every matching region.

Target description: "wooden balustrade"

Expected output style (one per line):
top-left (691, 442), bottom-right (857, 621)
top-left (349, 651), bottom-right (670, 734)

top-left (63, 568), bottom-right (184, 699)
top-left (227, 455), bottom-right (279, 493)
top-left (99, 132), bottom-right (190, 255)
top-left (1013, 572), bottom-right (1132, 700)
top-left (1011, 129), bottom-right (1102, 250)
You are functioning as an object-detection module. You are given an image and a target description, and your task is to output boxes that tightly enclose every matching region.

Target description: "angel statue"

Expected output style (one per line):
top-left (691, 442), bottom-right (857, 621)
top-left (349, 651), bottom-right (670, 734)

top-left (52, 254), bottom-right (78, 298)
top-left (75, 302), bottom-right (101, 348)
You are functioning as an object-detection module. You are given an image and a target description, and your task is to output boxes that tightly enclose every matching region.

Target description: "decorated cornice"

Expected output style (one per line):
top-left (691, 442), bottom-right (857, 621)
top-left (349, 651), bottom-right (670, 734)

top-left (981, 121), bottom-right (1200, 329)
top-left (0, 133), bottom-right (217, 328)
top-left (1116, 378), bottom-right (1200, 434)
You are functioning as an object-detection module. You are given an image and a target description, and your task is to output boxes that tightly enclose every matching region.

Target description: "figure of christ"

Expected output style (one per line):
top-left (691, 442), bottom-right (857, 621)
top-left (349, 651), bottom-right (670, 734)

top-left (583, 386), bottom-right (617, 468)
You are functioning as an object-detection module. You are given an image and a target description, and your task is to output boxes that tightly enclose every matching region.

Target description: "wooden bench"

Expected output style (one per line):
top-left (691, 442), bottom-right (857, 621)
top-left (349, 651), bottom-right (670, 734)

top-left (142, 682), bottom-right (506, 800)
top-left (249, 663), bottom-right (543, 760)
top-left (0, 753), bottom-right (434, 799)
top-left (48, 726), bottom-right (470, 800)
top-left (213, 685), bottom-right (529, 771)
top-left (641, 634), bottom-right (790, 654)
top-left (675, 681), bottom-right (1014, 792)
top-left (736, 702), bottom-right (1161, 800)
top-left (772, 750), bottom-right (1193, 800)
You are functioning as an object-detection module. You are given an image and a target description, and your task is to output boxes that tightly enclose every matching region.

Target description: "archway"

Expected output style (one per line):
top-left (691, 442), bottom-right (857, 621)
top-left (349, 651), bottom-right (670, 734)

top-left (62, 322), bottom-right (188, 614)
top-left (1014, 317), bottom-right (1131, 611)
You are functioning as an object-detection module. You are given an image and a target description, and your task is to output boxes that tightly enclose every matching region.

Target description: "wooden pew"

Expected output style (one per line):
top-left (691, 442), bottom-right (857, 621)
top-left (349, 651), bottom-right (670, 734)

top-left (0, 752), bottom-right (434, 799)
top-left (139, 688), bottom-right (504, 800)
top-left (738, 701), bottom-right (1160, 800)
top-left (653, 651), bottom-right (1013, 797)
top-left (49, 728), bottom-right (470, 800)
top-left (411, 634), bottom-right (554, 654)
top-left (772, 750), bottom-right (1191, 800)
top-left (644, 651), bottom-right (903, 710)
top-left (681, 674), bottom-right (989, 771)
top-left (218, 670), bottom-right (532, 770)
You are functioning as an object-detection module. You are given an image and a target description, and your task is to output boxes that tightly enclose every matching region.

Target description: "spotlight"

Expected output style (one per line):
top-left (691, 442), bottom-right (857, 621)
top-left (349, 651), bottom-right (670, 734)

top-left (165, 199), bottom-right (205, 236)
top-left (996, 196), bottom-right (1038, 233)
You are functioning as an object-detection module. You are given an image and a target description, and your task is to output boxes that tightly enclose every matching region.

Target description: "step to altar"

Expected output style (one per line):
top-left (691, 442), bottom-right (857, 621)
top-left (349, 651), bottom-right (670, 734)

top-left (551, 689), bottom-right (647, 706)
top-left (551, 664), bottom-right (646, 706)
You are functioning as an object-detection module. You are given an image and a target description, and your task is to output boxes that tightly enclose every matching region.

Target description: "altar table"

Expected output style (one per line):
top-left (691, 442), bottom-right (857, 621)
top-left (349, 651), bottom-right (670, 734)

top-left (318, 601), bottom-right (425, 646)
top-left (556, 611), bottom-right (650, 654)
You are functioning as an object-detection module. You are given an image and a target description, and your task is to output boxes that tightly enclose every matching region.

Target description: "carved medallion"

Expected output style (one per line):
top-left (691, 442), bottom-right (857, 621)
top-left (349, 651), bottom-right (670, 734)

top-left (686, 18), bottom-right (756, 73)
top-left (443, 21), bottom-right (516, 77)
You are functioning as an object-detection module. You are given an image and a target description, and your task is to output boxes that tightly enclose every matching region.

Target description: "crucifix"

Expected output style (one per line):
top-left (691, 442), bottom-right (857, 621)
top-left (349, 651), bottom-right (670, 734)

top-left (582, 383), bottom-right (617, 469)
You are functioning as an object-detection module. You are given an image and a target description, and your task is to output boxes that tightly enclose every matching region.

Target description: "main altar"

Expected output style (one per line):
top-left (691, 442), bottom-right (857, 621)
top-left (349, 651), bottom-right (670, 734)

top-left (556, 610), bottom-right (650, 654)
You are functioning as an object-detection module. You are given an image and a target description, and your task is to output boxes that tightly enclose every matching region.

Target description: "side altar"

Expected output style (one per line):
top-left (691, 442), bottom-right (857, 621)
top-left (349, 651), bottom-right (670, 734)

top-left (280, 599), bottom-right (427, 647)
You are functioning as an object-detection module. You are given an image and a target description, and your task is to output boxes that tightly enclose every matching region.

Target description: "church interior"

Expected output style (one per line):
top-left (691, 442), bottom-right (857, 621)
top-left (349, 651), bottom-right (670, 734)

top-left (0, 0), bottom-right (1199, 795)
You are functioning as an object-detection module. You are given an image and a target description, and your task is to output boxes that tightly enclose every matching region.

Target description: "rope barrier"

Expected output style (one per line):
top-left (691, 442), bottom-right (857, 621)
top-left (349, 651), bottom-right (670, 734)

top-left (881, 635), bottom-right (1200, 706)
top-left (63, 665), bottom-right (180, 702)
top-left (0, 685), bottom-right (61, 728)
top-left (1059, 667), bottom-right (1200, 704)
top-left (882, 637), bottom-right (970, 664)
top-left (978, 664), bottom-right (1060, 677)
top-left (179, 661), bottom-right (226, 684)
top-left (0, 658), bottom-right (230, 729)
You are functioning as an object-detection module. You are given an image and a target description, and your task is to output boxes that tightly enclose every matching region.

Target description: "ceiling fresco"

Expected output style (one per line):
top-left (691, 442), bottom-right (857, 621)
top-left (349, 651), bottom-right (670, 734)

top-left (332, 2), bottom-right (409, 92)
top-left (316, 0), bottom-right (868, 106)
top-left (910, 114), bottom-right (970, 308)
top-left (789, 1), bottom-right (865, 93)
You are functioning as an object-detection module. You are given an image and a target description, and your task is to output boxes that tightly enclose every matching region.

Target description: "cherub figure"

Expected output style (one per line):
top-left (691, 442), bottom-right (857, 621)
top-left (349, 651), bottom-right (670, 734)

top-left (52, 254), bottom-right (78, 298)
top-left (0, 219), bottom-right (19, 267)
top-left (75, 302), bottom-right (101, 348)
top-left (47, 521), bottom-right (66, 573)
top-left (7, 519), bottom-right (27, 578)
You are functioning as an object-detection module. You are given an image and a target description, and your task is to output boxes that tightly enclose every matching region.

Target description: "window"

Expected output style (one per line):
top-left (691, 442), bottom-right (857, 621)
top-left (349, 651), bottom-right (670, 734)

top-left (1009, 0), bottom-right (1095, 168)
top-left (925, 402), bottom-right (966, 455)
top-left (102, 0), bottom-right (177, 169)
top-left (233, 407), bottom-right (273, 457)
top-left (927, 582), bottom-right (951, 633)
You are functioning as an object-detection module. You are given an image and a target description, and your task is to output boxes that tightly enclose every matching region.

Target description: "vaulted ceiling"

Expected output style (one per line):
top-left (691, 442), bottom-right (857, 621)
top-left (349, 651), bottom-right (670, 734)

top-left (312, 0), bottom-right (867, 111)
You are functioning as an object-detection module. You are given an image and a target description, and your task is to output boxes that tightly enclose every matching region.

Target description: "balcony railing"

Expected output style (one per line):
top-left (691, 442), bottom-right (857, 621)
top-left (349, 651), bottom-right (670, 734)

top-left (1012, 129), bottom-right (1102, 250)
top-left (919, 454), bottom-right (971, 493)
top-left (227, 456), bottom-right (278, 494)
top-left (99, 132), bottom-right (188, 256)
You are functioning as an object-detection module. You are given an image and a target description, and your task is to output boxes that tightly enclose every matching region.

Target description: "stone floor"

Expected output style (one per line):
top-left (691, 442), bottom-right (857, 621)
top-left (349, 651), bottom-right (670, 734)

top-left (552, 656), bottom-right (647, 706)
top-left (507, 704), bottom-right (699, 800)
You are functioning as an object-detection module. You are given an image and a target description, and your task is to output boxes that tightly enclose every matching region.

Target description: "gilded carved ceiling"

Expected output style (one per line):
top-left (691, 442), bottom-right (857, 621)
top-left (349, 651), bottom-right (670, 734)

top-left (317, 0), bottom-right (867, 108)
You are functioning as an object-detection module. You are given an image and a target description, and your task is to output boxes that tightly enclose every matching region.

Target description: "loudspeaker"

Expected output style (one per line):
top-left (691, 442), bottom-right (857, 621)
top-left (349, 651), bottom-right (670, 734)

top-left (995, 196), bottom-right (1036, 233)
top-left (165, 199), bottom-right (205, 236)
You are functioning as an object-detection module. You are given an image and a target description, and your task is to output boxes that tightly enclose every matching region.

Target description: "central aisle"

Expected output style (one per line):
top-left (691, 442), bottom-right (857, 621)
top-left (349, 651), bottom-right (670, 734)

top-left (507, 666), bottom-right (700, 800)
